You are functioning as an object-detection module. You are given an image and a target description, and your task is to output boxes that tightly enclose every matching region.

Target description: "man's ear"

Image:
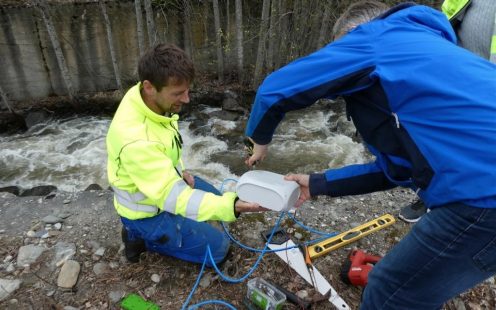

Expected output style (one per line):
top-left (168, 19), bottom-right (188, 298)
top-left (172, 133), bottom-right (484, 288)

top-left (142, 80), bottom-right (156, 96)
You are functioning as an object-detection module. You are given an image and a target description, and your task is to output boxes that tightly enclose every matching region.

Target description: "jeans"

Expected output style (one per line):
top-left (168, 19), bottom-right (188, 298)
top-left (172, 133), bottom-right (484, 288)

top-left (361, 202), bottom-right (496, 309)
top-left (121, 176), bottom-right (230, 266)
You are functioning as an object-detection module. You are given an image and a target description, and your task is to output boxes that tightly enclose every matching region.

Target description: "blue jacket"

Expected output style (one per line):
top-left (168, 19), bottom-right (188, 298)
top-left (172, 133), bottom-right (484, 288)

top-left (245, 4), bottom-right (496, 209)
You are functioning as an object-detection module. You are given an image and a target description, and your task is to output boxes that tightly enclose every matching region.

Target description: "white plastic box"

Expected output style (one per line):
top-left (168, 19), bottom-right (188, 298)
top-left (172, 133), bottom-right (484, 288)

top-left (236, 170), bottom-right (300, 212)
top-left (246, 277), bottom-right (286, 310)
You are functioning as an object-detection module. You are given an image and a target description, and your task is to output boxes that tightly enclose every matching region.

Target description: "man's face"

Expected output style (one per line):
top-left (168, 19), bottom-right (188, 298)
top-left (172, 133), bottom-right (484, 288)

top-left (151, 80), bottom-right (190, 114)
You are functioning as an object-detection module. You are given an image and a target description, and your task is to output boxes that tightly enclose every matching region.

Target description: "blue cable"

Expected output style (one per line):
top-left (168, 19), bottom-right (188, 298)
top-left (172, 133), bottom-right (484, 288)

top-left (188, 300), bottom-right (237, 309)
top-left (182, 177), bottom-right (341, 309)
top-left (219, 178), bottom-right (239, 193)
top-left (182, 212), bottom-right (286, 309)
top-left (287, 211), bottom-right (339, 238)
top-left (181, 249), bottom-right (209, 310)
top-left (221, 221), bottom-right (298, 253)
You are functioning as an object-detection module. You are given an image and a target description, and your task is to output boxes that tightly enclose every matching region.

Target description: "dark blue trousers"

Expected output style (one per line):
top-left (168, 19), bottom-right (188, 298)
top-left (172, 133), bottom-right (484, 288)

top-left (361, 203), bottom-right (496, 309)
top-left (121, 176), bottom-right (230, 266)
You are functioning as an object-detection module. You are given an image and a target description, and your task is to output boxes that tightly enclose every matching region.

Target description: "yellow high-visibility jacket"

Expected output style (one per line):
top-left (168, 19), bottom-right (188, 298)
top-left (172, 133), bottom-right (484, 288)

top-left (106, 83), bottom-right (237, 221)
top-left (442, 0), bottom-right (496, 62)
top-left (442, 0), bottom-right (471, 21)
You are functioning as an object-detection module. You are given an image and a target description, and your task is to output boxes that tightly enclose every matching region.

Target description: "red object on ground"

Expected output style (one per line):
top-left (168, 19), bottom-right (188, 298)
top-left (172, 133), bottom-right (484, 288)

top-left (341, 249), bottom-right (382, 287)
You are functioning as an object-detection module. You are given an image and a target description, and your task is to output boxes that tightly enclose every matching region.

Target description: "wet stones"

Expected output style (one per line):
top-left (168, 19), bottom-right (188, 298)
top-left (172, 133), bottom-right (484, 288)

top-left (0, 186), bottom-right (20, 196)
top-left (20, 185), bottom-right (58, 197)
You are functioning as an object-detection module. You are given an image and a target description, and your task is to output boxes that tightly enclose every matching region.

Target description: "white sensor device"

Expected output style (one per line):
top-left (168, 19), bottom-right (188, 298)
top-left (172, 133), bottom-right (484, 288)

top-left (236, 170), bottom-right (300, 212)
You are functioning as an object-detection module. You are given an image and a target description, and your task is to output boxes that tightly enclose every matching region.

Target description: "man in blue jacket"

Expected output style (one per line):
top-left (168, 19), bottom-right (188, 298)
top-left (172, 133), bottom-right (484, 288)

top-left (245, 1), bottom-right (496, 309)
top-left (399, 0), bottom-right (496, 222)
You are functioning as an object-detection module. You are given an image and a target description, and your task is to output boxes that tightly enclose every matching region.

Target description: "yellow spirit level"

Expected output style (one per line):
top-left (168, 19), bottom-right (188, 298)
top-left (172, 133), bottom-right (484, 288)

top-left (308, 214), bottom-right (396, 259)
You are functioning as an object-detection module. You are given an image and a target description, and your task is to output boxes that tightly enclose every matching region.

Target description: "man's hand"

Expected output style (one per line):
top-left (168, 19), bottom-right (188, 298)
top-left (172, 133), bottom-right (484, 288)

top-left (245, 139), bottom-right (269, 167)
top-left (284, 174), bottom-right (311, 208)
top-left (235, 199), bottom-right (269, 213)
top-left (183, 171), bottom-right (195, 188)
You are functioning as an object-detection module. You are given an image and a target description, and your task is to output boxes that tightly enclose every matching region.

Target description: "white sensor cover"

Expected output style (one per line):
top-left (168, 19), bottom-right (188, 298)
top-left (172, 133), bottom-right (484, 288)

top-left (236, 170), bottom-right (300, 212)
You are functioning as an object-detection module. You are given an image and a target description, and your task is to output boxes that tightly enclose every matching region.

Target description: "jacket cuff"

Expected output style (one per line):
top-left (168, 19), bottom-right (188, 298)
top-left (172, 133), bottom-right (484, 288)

top-left (309, 173), bottom-right (329, 196)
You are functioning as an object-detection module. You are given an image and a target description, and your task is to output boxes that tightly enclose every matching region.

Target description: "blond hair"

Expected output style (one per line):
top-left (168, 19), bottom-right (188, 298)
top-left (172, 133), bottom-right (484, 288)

top-left (332, 0), bottom-right (389, 40)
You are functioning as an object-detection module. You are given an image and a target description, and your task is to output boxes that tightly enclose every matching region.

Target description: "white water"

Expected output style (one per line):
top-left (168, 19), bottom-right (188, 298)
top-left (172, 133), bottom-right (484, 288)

top-left (0, 104), bottom-right (370, 192)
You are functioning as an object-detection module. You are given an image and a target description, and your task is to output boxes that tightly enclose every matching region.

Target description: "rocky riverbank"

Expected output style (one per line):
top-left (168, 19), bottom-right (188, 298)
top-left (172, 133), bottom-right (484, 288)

top-left (0, 187), bottom-right (494, 309)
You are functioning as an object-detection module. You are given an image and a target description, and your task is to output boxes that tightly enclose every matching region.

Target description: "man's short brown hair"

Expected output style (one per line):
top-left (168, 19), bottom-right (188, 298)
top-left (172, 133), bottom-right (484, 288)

top-left (138, 43), bottom-right (195, 91)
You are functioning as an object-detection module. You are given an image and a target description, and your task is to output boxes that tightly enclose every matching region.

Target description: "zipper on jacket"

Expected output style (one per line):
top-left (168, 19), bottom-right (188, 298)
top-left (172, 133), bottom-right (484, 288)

top-left (392, 112), bottom-right (400, 128)
top-left (161, 120), bottom-right (183, 160)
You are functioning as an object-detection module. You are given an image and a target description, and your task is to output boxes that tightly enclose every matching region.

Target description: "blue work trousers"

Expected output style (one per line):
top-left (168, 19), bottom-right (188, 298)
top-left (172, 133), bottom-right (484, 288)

top-left (121, 176), bottom-right (230, 266)
top-left (361, 202), bottom-right (496, 309)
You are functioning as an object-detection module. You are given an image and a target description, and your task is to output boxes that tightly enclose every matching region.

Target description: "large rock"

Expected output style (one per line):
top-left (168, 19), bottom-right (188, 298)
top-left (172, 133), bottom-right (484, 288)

top-left (0, 112), bottom-right (27, 134)
top-left (51, 242), bottom-right (76, 270)
top-left (17, 244), bottom-right (45, 267)
top-left (222, 97), bottom-right (246, 113)
top-left (208, 110), bottom-right (240, 122)
top-left (24, 110), bottom-right (52, 129)
top-left (57, 260), bottom-right (80, 289)
top-left (0, 186), bottom-right (20, 196)
top-left (42, 215), bottom-right (63, 224)
top-left (20, 185), bottom-right (57, 197)
top-left (84, 184), bottom-right (103, 191)
top-left (0, 278), bottom-right (22, 301)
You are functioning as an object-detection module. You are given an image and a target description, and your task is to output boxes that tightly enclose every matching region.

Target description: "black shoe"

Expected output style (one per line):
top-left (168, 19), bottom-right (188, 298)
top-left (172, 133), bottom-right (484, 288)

top-left (398, 200), bottom-right (427, 223)
top-left (121, 227), bottom-right (146, 263)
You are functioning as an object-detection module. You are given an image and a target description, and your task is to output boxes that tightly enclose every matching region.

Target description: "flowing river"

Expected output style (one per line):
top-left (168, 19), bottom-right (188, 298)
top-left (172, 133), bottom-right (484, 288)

top-left (0, 99), bottom-right (371, 193)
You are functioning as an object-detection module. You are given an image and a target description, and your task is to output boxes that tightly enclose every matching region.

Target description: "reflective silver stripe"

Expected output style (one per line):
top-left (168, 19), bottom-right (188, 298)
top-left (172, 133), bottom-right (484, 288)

top-left (112, 187), bottom-right (158, 214)
top-left (163, 180), bottom-right (188, 214)
top-left (185, 190), bottom-right (206, 220)
top-left (112, 186), bottom-right (147, 202)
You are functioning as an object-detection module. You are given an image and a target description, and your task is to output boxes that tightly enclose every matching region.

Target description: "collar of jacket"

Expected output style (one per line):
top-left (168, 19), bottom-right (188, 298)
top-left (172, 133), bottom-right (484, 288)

top-left (442, 0), bottom-right (471, 21)
top-left (127, 82), bottom-right (180, 124)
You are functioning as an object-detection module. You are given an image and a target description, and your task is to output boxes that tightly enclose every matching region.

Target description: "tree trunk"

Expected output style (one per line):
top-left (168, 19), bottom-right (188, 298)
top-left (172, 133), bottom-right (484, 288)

top-left (317, 2), bottom-right (331, 48)
top-left (226, 0), bottom-right (231, 36)
top-left (225, 0), bottom-right (231, 62)
top-left (266, 0), bottom-right (278, 72)
top-left (235, 0), bottom-right (244, 81)
top-left (182, 0), bottom-right (193, 58)
top-left (35, 0), bottom-right (75, 101)
top-left (100, 0), bottom-right (122, 91)
top-left (202, 0), bottom-right (209, 46)
top-left (212, 0), bottom-right (224, 82)
top-left (134, 0), bottom-right (145, 55)
top-left (308, 2), bottom-right (322, 53)
top-left (291, 0), bottom-right (304, 57)
top-left (253, 0), bottom-right (271, 88)
top-left (275, 0), bottom-right (288, 69)
top-left (144, 0), bottom-right (156, 45)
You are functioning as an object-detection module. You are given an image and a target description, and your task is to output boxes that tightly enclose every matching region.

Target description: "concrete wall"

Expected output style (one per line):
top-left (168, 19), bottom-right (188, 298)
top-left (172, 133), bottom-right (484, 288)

top-left (0, 1), bottom-right (222, 103)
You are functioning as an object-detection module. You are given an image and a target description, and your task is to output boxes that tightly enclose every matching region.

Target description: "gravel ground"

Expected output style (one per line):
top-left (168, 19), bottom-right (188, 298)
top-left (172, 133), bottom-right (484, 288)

top-left (0, 188), bottom-right (494, 310)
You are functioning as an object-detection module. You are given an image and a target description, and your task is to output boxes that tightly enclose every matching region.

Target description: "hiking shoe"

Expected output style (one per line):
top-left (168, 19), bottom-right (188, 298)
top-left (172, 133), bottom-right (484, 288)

top-left (398, 200), bottom-right (427, 223)
top-left (121, 227), bottom-right (146, 263)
